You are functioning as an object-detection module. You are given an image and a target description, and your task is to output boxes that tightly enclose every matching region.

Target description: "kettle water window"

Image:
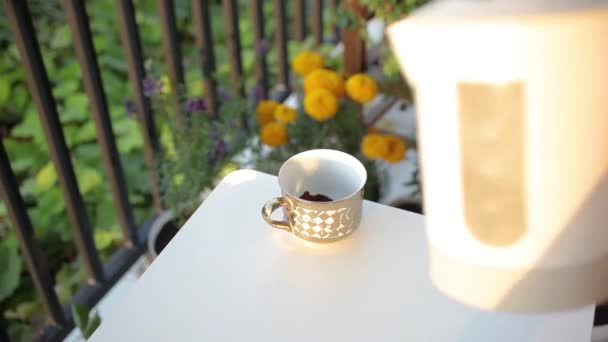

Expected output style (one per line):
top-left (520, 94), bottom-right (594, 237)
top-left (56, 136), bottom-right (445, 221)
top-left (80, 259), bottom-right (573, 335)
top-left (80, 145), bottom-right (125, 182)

top-left (458, 82), bottom-right (527, 246)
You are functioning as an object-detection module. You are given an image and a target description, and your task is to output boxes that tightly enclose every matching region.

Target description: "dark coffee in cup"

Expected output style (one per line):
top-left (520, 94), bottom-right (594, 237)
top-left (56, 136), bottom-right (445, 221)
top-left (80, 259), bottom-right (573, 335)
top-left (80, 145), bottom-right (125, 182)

top-left (299, 191), bottom-right (333, 202)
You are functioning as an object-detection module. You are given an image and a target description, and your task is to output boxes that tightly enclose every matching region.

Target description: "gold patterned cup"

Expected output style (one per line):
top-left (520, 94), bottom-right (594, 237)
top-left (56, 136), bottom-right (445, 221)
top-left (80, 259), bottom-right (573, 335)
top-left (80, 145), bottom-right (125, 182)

top-left (262, 149), bottom-right (367, 243)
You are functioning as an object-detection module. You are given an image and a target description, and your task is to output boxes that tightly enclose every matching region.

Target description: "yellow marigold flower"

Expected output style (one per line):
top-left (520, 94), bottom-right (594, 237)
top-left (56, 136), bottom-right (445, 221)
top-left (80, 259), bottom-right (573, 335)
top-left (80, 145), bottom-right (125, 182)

top-left (291, 51), bottom-right (324, 76)
top-left (303, 69), bottom-right (345, 97)
top-left (361, 133), bottom-right (407, 163)
top-left (361, 133), bottom-right (389, 159)
top-left (274, 105), bottom-right (297, 124)
top-left (384, 135), bottom-right (407, 163)
top-left (260, 122), bottom-right (288, 147)
top-left (256, 100), bottom-right (279, 125)
top-left (304, 88), bottom-right (338, 122)
top-left (346, 73), bottom-right (378, 104)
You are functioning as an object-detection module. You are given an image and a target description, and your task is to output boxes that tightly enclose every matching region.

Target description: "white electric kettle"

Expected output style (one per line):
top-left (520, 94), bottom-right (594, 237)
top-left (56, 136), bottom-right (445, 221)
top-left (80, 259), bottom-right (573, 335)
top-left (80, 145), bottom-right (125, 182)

top-left (387, 0), bottom-right (608, 312)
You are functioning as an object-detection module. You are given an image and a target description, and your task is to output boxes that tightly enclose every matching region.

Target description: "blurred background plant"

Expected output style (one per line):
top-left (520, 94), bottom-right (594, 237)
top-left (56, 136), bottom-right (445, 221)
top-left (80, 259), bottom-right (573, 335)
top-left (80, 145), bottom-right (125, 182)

top-left (252, 50), bottom-right (409, 201)
top-left (147, 77), bottom-right (251, 226)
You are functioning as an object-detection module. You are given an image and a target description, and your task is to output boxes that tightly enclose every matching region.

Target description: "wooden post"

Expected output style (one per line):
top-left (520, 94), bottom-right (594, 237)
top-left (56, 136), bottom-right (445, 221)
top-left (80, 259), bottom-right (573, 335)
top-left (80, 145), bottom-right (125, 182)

top-left (342, 0), bottom-right (370, 77)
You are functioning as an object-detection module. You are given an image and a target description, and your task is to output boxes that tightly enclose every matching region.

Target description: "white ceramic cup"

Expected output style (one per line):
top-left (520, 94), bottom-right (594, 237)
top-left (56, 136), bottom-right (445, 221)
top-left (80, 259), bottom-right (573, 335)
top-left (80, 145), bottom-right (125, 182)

top-left (262, 149), bottom-right (367, 243)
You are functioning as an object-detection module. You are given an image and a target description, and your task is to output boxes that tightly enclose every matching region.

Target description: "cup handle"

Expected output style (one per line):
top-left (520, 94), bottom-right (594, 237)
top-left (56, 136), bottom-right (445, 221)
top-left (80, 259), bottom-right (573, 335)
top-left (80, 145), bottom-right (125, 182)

top-left (261, 197), bottom-right (292, 231)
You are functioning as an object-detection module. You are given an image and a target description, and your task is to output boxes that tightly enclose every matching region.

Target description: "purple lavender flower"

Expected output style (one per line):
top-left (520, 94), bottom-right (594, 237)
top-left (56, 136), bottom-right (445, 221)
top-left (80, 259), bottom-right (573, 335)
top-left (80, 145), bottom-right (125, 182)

top-left (248, 82), bottom-right (264, 104)
top-left (124, 99), bottom-right (137, 116)
top-left (142, 78), bottom-right (161, 97)
top-left (208, 139), bottom-right (228, 166)
top-left (255, 39), bottom-right (271, 56)
top-left (183, 97), bottom-right (206, 113)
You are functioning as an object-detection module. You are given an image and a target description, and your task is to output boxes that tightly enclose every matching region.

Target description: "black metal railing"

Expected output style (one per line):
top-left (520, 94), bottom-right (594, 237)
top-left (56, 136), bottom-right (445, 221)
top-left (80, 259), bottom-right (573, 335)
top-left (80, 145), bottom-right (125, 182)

top-left (0, 0), bottom-right (343, 340)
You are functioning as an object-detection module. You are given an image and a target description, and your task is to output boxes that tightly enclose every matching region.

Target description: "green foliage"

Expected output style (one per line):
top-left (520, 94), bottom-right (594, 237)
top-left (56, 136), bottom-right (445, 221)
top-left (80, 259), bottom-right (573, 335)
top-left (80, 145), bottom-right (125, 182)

top-left (335, 6), bottom-right (362, 30)
top-left (357, 0), bottom-right (430, 23)
top-left (0, 237), bottom-right (21, 301)
top-left (71, 303), bottom-right (101, 339)
top-left (0, 0), bottom-right (156, 338)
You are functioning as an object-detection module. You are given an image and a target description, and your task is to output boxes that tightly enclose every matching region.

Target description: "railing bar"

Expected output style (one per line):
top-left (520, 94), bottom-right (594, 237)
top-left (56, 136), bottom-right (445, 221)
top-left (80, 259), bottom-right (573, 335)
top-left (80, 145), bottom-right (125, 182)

top-left (221, 0), bottom-right (244, 98)
top-left (250, 0), bottom-right (269, 100)
top-left (0, 322), bottom-right (9, 342)
top-left (274, 0), bottom-right (290, 92)
top-left (63, 0), bottom-right (138, 246)
top-left (0, 142), bottom-right (66, 326)
top-left (192, 0), bottom-right (218, 116)
top-left (115, 0), bottom-right (163, 213)
top-left (294, 0), bottom-right (306, 41)
top-left (156, 0), bottom-right (185, 111)
top-left (3, 0), bottom-right (105, 284)
top-left (312, 0), bottom-right (323, 46)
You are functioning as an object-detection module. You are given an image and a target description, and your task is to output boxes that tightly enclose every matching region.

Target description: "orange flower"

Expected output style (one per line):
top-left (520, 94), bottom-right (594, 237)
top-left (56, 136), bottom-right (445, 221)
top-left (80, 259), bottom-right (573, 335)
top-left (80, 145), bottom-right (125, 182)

top-left (304, 88), bottom-right (339, 122)
top-left (361, 133), bottom-right (389, 159)
top-left (303, 69), bottom-right (345, 97)
top-left (346, 74), bottom-right (378, 104)
top-left (256, 100), bottom-right (279, 125)
top-left (361, 133), bottom-right (407, 163)
top-left (384, 135), bottom-right (407, 163)
top-left (274, 105), bottom-right (297, 124)
top-left (260, 122), bottom-right (288, 147)
top-left (291, 51), bottom-right (324, 76)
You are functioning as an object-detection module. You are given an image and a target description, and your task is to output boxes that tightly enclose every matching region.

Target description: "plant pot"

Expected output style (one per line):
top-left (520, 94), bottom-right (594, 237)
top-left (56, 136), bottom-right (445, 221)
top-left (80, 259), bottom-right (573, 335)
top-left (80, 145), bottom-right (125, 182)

top-left (147, 210), bottom-right (179, 259)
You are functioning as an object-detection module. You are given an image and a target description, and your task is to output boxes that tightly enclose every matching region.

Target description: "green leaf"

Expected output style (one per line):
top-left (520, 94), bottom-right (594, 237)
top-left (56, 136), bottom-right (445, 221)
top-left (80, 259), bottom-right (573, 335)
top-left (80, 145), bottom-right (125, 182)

top-left (35, 162), bottom-right (57, 193)
top-left (74, 121), bottom-right (97, 144)
top-left (15, 301), bottom-right (40, 320)
top-left (19, 178), bottom-right (36, 197)
top-left (5, 69), bottom-right (24, 83)
top-left (71, 303), bottom-right (90, 334)
top-left (95, 200), bottom-right (118, 230)
top-left (98, 55), bottom-right (127, 73)
top-left (10, 110), bottom-right (42, 140)
top-left (101, 72), bottom-right (125, 100)
top-left (74, 144), bottom-right (101, 164)
top-left (13, 86), bottom-right (28, 110)
top-left (0, 241), bottom-right (22, 301)
top-left (53, 80), bottom-right (79, 98)
top-left (117, 127), bottom-right (143, 153)
top-left (37, 188), bottom-right (65, 216)
top-left (62, 94), bottom-right (89, 123)
top-left (78, 168), bottom-right (102, 194)
top-left (7, 322), bottom-right (35, 342)
top-left (50, 25), bottom-right (72, 49)
top-left (94, 230), bottom-right (118, 251)
top-left (3, 300), bottom-right (41, 321)
top-left (10, 157), bottom-right (35, 175)
top-left (0, 77), bottom-right (10, 107)
top-left (63, 125), bottom-right (80, 147)
top-left (93, 35), bottom-right (111, 53)
top-left (57, 63), bottom-right (81, 80)
top-left (84, 314), bottom-right (101, 338)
